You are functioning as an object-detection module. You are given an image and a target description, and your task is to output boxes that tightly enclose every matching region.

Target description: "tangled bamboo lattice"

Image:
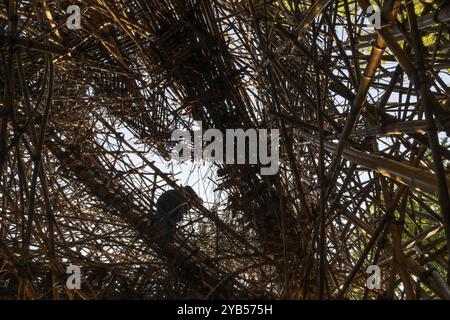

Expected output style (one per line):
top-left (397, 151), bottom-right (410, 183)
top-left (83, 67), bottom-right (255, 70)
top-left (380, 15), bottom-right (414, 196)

top-left (1, 0), bottom-right (450, 299)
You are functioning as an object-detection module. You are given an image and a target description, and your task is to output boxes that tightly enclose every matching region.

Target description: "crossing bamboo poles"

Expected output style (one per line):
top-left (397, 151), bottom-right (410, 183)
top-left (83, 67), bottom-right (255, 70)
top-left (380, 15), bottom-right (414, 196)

top-left (1, 0), bottom-right (450, 299)
top-left (46, 137), bottom-right (245, 299)
top-left (298, 130), bottom-right (450, 195)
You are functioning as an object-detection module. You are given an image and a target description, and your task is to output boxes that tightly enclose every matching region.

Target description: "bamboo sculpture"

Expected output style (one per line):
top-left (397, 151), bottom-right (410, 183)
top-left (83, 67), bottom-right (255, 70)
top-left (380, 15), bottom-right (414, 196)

top-left (0, 0), bottom-right (449, 299)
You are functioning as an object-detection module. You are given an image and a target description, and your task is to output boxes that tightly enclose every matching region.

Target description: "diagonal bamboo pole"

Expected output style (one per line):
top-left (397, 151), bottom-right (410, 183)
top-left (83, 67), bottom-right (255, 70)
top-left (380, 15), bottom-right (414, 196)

top-left (45, 138), bottom-right (246, 299)
top-left (298, 130), bottom-right (450, 195)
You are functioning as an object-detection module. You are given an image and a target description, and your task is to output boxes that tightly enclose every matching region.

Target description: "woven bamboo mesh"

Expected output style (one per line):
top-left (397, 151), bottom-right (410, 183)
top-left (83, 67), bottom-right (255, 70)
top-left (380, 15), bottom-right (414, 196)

top-left (0, 0), bottom-right (450, 299)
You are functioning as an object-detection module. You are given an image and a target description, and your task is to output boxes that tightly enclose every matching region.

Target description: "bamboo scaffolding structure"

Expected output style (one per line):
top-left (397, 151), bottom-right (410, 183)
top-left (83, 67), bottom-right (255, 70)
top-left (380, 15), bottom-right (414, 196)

top-left (0, 0), bottom-right (450, 300)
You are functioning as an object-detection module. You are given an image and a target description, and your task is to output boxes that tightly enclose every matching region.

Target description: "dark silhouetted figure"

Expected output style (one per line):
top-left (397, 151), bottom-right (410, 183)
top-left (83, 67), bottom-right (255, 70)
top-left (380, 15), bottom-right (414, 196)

top-left (155, 186), bottom-right (203, 246)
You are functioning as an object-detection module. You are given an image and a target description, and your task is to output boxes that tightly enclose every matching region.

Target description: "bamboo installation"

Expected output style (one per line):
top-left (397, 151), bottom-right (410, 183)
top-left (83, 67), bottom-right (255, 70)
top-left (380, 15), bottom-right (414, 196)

top-left (0, 0), bottom-right (450, 299)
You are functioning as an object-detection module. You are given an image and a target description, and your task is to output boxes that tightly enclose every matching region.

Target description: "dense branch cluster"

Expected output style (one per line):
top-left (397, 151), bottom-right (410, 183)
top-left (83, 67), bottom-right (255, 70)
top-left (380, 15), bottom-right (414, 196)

top-left (0, 0), bottom-right (450, 299)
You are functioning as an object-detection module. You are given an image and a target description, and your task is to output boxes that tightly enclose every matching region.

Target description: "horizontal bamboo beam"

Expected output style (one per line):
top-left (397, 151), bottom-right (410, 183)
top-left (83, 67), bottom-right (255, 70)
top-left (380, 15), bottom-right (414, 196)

top-left (0, 35), bottom-right (68, 55)
top-left (325, 120), bottom-right (443, 139)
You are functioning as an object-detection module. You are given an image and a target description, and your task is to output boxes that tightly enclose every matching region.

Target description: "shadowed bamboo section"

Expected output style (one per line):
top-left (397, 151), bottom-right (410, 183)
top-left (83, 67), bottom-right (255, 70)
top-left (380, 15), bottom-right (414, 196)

top-left (45, 137), bottom-right (246, 299)
top-left (0, 0), bottom-right (450, 299)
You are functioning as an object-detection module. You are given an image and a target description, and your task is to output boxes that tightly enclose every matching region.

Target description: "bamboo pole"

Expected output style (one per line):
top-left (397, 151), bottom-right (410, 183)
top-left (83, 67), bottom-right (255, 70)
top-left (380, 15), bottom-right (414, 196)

top-left (299, 130), bottom-right (450, 195)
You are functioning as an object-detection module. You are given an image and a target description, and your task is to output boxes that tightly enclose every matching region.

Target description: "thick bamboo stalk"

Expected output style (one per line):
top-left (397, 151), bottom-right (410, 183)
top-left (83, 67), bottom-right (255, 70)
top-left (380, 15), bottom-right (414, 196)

top-left (299, 130), bottom-right (450, 195)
